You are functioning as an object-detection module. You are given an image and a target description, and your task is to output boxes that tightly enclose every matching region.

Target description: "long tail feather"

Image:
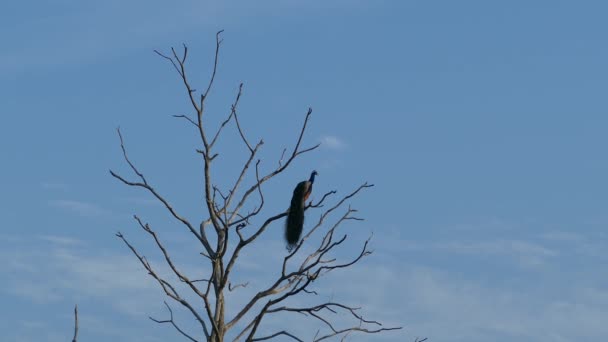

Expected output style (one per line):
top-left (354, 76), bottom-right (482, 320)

top-left (285, 201), bottom-right (305, 250)
top-left (285, 182), bottom-right (307, 250)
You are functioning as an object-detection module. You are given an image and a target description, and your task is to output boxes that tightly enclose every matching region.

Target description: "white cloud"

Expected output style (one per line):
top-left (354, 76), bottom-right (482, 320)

top-left (538, 230), bottom-right (608, 260)
top-left (539, 231), bottom-right (585, 242)
top-left (41, 182), bottom-right (69, 190)
top-left (49, 200), bottom-right (107, 217)
top-left (120, 197), bottom-right (163, 206)
top-left (334, 224), bottom-right (608, 341)
top-left (4, 221), bottom-right (605, 342)
top-left (1, 0), bottom-right (369, 75)
top-left (7, 252), bottom-right (155, 315)
top-left (0, 233), bottom-right (205, 319)
top-left (0, 0), bottom-right (222, 76)
top-left (319, 135), bottom-right (347, 150)
top-left (325, 261), bottom-right (608, 342)
top-left (396, 238), bottom-right (557, 269)
top-left (37, 235), bottom-right (83, 246)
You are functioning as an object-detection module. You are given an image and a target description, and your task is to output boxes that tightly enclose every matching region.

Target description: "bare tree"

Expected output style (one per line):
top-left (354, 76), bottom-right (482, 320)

top-left (110, 31), bottom-right (403, 342)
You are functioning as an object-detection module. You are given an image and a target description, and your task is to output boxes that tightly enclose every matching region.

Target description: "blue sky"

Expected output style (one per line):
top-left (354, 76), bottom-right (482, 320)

top-left (2, 0), bottom-right (608, 341)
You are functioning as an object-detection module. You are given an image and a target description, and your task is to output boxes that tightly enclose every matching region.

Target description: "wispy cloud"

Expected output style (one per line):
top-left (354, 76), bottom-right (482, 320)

top-left (326, 261), bottom-right (608, 342)
top-left (397, 238), bottom-right (557, 268)
top-left (36, 235), bottom-right (83, 246)
top-left (0, 230), bottom-right (225, 324)
top-left (342, 224), bottom-right (608, 341)
top-left (49, 199), bottom-right (107, 217)
top-left (540, 231), bottom-right (585, 242)
top-left (120, 197), bottom-right (162, 206)
top-left (2, 0), bottom-right (365, 75)
top-left (4, 222), bottom-right (604, 341)
top-left (41, 182), bottom-right (69, 190)
top-left (319, 135), bottom-right (347, 150)
top-left (0, 0), bottom-right (217, 75)
top-left (538, 230), bottom-right (608, 260)
top-left (0, 242), bottom-right (160, 315)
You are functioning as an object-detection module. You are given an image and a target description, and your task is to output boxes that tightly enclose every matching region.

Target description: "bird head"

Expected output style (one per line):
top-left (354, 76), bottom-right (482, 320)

top-left (309, 170), bottom-right (318, 182)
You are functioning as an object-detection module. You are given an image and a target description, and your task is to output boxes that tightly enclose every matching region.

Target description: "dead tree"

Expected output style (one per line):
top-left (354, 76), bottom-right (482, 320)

top-left (110, 31), bottom-right (402, 342)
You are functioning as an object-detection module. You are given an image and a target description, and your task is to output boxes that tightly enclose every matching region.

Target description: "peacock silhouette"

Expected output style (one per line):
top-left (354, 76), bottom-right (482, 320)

top-left (285, 170), bottom-right (318, 251)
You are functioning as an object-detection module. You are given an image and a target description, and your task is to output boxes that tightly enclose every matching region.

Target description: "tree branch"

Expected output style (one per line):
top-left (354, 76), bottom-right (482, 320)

top-left (252, 331), bottom-right (304, 341)
top-left (226, 185), bottom-right (372, 332)
top-left (202, 30), bottom-right (224, 104)
top-left (72, 305), bottom-right (78, 342)
top-left (150, 301), bottom-right (199, 342)
top-left (109, 128), bottom-right (213, 256)
top-left (116, 232), bottom-right (211, 339)
top-left (209, 83), bottom-right (243, 149)
top-left (228, 108), bottom-right (319, 226)
top-left (133, 216), bottom-right (217, 332)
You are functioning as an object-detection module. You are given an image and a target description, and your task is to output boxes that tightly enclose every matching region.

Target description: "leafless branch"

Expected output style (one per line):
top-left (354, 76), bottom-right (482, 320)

top-left (222, 187), bottom-right (336, 300)
top-left (227, 108), bottom-right (319, 227)
top-left (228, 282), bottom-right (249, 292)
top-left (252, 331), bottom-right (304, 341)
top-left (202, 30), bottom-right (224, 103)
top-left (259, 299), bottom-right (401, 341)
top-left (72, 305), bottom-right (78, 342)
top-left (154, 49), bottom-right (181, 75)
top-left (303, 183), bottom-right (374, 241)
top-left (116, 231), bottom-right (211, 339)
top-left (133, 215), bottom-right (217, 331)
top-left (314, 325), bottom-right (402, 341)
top-left (231, 84), bottom-right (252, 152)
top-left (210, 82), bottom-right (243, 149)
top-left (109, 128), bottom-right (213, 256)
top-left (277, 148), bottom-right (287, 168)
top-left (227, 185), bottom-right (378, 336)
top-left (173, 114), bottom-right (199, 127)
top-left (150, 301), bottom-right (199, 342)
top-left (220, 141), bottom-right (263, 224)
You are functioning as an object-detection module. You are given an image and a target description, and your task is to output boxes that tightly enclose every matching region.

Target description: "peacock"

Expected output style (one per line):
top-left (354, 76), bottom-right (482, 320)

top-left (285, 170), bottom-right (318, 250)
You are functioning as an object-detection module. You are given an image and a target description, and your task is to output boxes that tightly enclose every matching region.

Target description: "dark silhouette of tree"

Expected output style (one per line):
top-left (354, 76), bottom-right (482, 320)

top-left (109, 31), bottom-right (404, 342)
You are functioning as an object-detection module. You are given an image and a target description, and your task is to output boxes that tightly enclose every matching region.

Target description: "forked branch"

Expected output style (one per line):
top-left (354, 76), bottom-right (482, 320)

top-left (228, 183), bottom-right (402, 342)
top-left (150, 302), bottom-right (199, 342)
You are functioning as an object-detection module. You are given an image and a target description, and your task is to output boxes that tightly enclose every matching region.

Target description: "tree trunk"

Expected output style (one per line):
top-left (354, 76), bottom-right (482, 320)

top-left (210, 259), bottom-right (225, 342)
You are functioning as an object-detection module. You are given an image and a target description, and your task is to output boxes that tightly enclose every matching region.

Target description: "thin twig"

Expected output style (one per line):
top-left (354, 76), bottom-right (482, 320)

top-left (116, 232), bottom-right (211, 339)
top-left (150, 301), bottom-right (199, 342)
top-left (252, 331), bottom-right (304, 341)
top-left (202, 30), bottom-right (224, 103)
top-left (72, 305), bottom-right (78, 342)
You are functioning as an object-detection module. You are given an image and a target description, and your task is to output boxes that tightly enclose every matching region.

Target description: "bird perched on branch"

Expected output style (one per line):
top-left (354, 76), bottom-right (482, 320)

top-left (285, 170), bottom-right (318, 250)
